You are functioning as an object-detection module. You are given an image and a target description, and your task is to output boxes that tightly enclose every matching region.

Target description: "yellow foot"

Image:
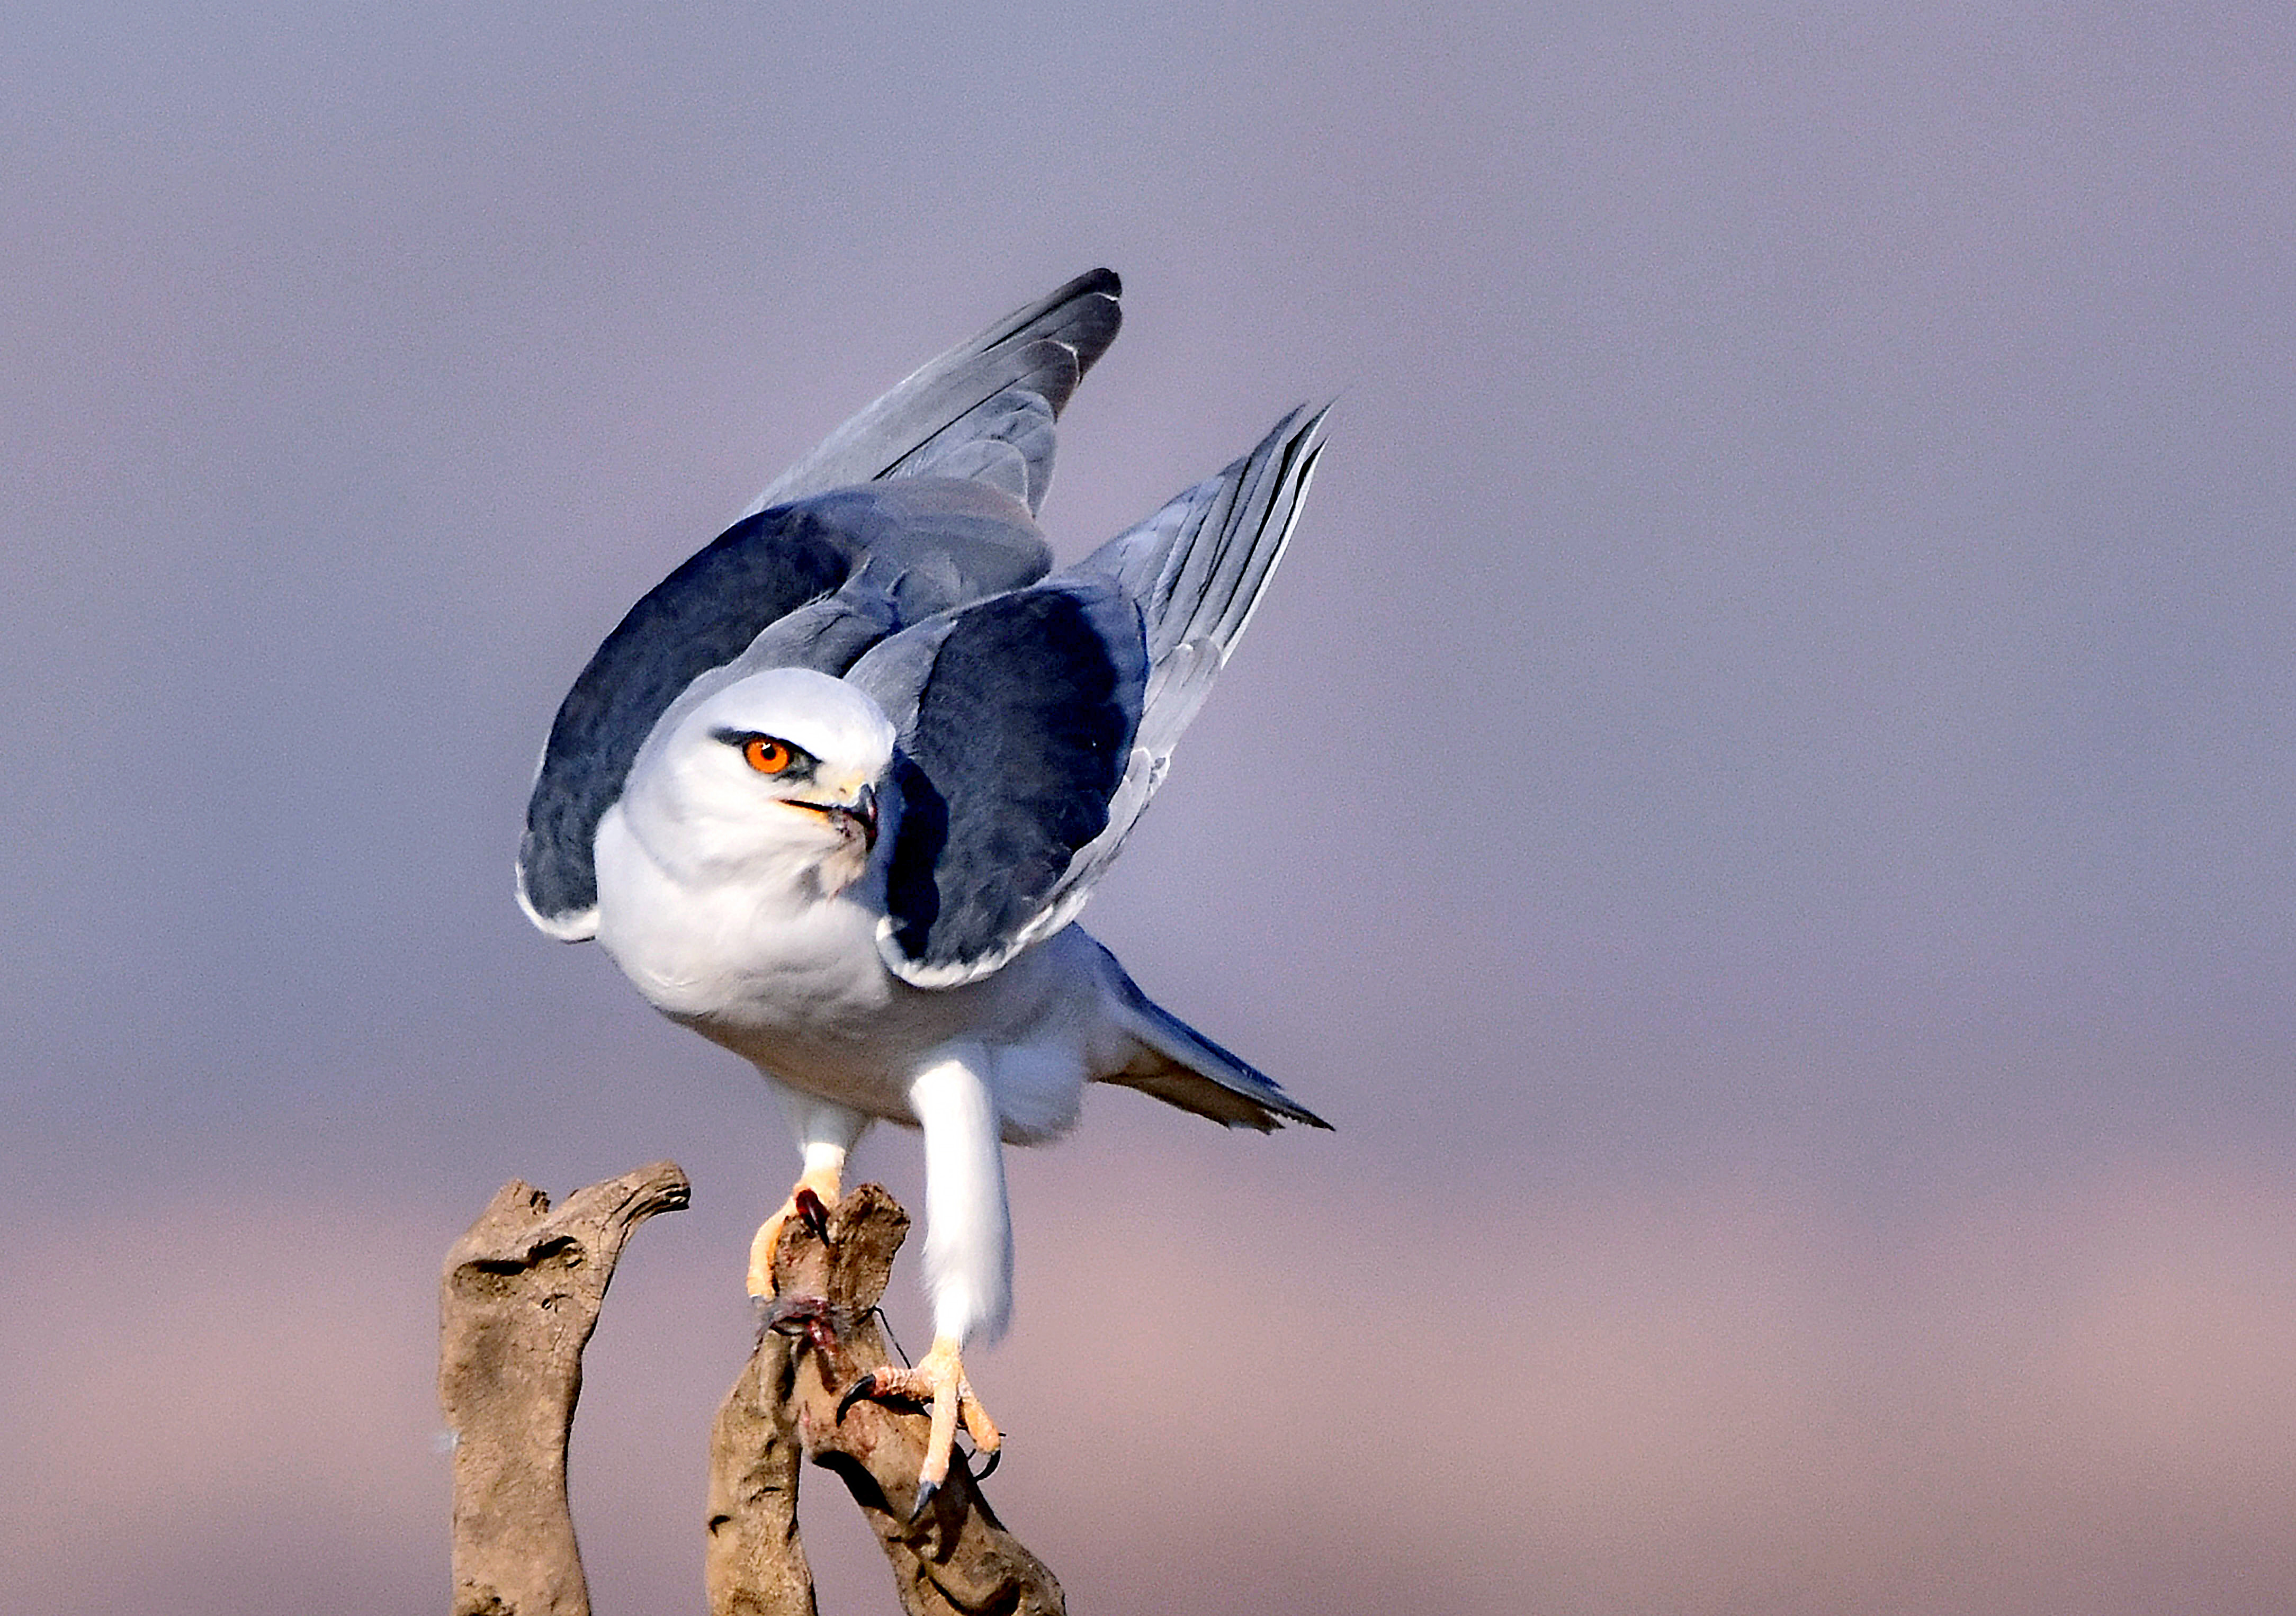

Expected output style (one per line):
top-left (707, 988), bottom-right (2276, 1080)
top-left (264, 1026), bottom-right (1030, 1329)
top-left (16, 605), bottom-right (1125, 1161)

top-left (745, 1166), bottom-right (841, 1300)
top-left (835, 1335), bottom-right (1002, 1518)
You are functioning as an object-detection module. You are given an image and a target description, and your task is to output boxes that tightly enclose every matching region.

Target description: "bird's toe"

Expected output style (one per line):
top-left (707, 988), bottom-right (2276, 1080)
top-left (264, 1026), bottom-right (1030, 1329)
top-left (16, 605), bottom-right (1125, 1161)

top-left (745, 1169), bottom-right (845, 1300)
top-left (838, 1335), bottom-right (999, 1513)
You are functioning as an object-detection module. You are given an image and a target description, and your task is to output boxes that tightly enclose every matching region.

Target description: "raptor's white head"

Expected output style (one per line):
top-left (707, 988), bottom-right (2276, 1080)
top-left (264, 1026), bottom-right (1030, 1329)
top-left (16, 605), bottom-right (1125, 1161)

top-left (621, 666), bottom-right (895, 894)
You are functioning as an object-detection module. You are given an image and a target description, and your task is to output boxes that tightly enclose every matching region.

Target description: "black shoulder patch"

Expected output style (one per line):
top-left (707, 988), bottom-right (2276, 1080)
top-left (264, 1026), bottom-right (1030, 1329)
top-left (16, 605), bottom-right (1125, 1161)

top-left (518, 508), bottom-right (853, 921)
top-left (880, 753), bottom-right (948, 962)
top-left (519, 479), bottom-right (1058, 924)
top-left (882, 586), bottom-right (1144, 969)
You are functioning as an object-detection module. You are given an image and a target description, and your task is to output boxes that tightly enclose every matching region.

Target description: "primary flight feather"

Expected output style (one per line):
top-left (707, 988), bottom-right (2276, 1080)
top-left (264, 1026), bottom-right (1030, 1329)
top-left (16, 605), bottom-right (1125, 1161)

top-left (518, 269), bottom-right (1328, 1507)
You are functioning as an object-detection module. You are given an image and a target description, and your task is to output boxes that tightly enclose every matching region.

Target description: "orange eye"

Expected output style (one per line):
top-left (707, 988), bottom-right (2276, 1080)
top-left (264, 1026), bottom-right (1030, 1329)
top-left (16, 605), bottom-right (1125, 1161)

top-left (742, 737), bottom-right (793, 775)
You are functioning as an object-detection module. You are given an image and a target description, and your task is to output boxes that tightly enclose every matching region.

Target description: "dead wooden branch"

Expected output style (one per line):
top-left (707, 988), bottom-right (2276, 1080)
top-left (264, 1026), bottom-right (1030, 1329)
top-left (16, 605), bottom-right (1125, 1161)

top-left (441, 1165), bottom-right (1061, 1616)
top-left (703, 1303), bottom-right (817, 1616)
top-left (710, 1182), bottom-right (1065, 1616)
top-left (439, 1161), bottom-right (691, 1616)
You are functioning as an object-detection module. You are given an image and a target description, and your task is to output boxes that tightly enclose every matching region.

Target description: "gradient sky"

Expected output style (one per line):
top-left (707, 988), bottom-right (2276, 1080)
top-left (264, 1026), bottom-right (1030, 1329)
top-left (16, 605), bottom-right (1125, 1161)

top-left (5, 5), bottom-right (2293, 1613)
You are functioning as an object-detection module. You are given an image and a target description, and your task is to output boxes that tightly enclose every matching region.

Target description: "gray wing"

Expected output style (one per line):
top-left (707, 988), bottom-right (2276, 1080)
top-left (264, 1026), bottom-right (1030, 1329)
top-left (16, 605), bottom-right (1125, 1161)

top-left (518, 479), bottom-right (1050, 938)
top-left (1042, 405), bottom-right (1329, 930)
top-left (847, 406), bottom-right (1328, 988)
top-left (746, 268), bottom-right (1123, 518)
top-left (846, 579), bottom-right (1147, 986)
top-left (521, 271), bottom-right (1122, 940)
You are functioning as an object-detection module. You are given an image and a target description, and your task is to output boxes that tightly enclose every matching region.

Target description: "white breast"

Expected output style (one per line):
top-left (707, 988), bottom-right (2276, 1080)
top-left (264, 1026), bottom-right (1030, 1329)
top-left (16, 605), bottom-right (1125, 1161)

top-left (591, 801), bottom-right (894, 1030)
top-left (591, 793), bottom-right (1115, 1136)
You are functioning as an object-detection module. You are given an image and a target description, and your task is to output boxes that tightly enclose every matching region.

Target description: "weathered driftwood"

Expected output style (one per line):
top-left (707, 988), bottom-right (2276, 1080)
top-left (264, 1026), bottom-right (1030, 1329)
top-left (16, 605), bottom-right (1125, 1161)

top-left (710, 1182), bottom-right (1065, 1616)
top-left (441, 1165), bottom-right (1061, 1616)
top-left (439, 1160), bottom-right (692, 1616)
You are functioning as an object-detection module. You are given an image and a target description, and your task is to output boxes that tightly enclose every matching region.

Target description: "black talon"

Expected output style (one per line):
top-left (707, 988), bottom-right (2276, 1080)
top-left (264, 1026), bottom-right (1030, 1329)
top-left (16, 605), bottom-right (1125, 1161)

top-left (973, 1446), bottom-right (1000, 1482)
top-left (908, 1477), bottom-right (938, 1522)
top-left (836, 1372), bottom-right (878, 1424)
top-left (794, 1187), bottom-right (832, 1244)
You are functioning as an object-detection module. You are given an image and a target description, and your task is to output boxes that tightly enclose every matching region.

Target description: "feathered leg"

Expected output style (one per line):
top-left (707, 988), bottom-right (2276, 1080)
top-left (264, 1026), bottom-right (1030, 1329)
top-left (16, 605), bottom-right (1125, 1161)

top-left (839, 1051), bottom-right (1008, 1511)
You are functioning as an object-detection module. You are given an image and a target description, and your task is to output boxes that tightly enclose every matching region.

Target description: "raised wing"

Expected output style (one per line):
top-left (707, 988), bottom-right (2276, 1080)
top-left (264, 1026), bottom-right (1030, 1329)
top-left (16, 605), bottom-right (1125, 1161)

top-left (846, 580), bottom-right (1146, 986)
top-left (850, 406), bottom-right (1327, 988)
top-left (519, 270), bottom-right (1124, 942)
top-left (518, 479), bottom-right (1050, 938)
top-left (1043, 405), bottom-right (1328, 920)
top-left (747, 268), bottom-right (1123, 518)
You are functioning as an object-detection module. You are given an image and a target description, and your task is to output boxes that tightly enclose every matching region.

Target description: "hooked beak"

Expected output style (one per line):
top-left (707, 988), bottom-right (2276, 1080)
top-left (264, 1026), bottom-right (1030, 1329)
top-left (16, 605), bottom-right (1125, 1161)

top-left (790, 781), bottom-right (878, 850)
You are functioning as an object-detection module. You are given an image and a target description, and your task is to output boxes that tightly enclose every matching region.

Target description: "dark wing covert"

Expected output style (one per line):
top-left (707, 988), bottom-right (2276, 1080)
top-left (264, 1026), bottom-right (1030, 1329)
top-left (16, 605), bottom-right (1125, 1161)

top-left (850, 406), bottom-right (1326, 988)
top-left (518, 481), bottom-right (1051, 935)
top-left (847, 581), bottom-right (1149, 985)
top-left (518, 270), bottom-right (1126, 938)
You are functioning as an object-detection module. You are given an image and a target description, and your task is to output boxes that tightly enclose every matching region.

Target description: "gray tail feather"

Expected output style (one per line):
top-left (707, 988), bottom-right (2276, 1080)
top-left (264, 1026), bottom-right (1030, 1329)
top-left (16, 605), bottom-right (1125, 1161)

top-left (1102, 972), bottom-right (1331, 1134)
top-left (750, 268), bottom-right (1123, 517)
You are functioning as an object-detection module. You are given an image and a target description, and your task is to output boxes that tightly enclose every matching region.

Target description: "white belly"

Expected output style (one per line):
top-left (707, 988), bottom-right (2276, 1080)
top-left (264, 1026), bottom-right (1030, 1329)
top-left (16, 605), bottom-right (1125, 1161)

top-left (590, 802), bottom-right (1104, 1134)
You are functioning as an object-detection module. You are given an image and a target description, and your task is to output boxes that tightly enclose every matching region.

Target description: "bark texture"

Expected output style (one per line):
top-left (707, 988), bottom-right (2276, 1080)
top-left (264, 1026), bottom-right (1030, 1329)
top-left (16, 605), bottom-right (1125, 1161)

top-left (438, 1161), bottom-right (691, 1616)
top-left (441, 1166), bottom-right (1062, 1616)
top-left (710, 1182), bottom-right (1064, 1616)
top-left (704, 1322), bottom-right (819, 1616)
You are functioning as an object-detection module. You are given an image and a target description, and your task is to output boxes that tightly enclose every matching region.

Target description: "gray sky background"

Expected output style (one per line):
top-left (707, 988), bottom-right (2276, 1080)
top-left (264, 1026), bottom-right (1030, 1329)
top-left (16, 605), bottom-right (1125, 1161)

top-left (5, 5), bottom-right (2293, 1613)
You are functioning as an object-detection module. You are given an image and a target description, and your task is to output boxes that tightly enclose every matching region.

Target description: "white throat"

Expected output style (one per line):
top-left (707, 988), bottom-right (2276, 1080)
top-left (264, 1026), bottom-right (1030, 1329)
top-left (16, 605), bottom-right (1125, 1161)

top-left (592, 666), bottom-right (898, 1021)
